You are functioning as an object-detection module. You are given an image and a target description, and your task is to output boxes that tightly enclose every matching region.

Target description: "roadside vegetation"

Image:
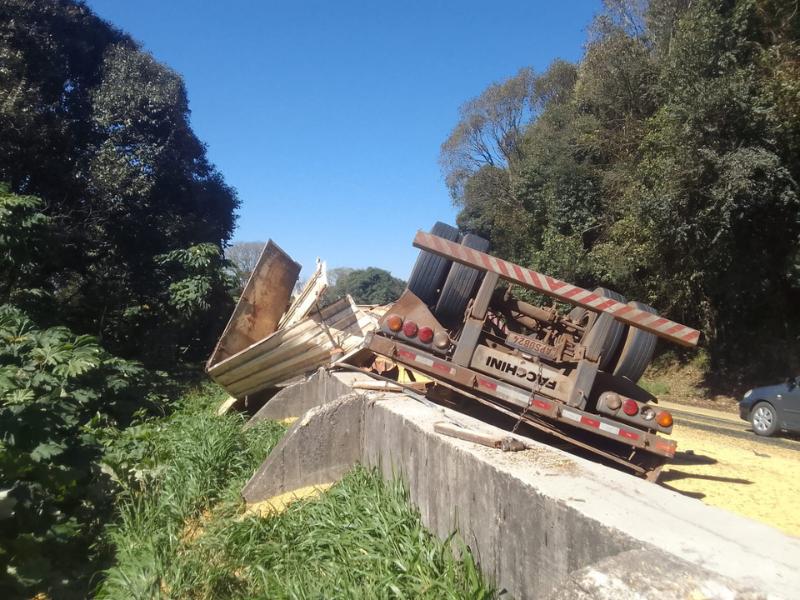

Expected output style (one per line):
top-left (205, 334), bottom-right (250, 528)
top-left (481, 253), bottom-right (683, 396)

top-left (441, 0), bottom-right (800, 388)
top-left (0, 2), bottom-right (409, 595)
top-left (97, 385), bottom-right (491, 599)
top-left (1, 0), bottom-right (797, 596)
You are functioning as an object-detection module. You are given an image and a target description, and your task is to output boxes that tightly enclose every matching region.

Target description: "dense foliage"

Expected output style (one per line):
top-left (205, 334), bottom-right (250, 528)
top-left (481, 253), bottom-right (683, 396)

top-left (0, 305), bottom-right (158, 598)
top-left (0, 0), bottom-right (238, 365)
top-left (98, 385), bottom-right (489, 599)
top-left (326, 267), bottom-right (407, 305)
top-left (442, 0), bottom-right (800, 382)
top-left (1, 1), bottom-right (240, 594)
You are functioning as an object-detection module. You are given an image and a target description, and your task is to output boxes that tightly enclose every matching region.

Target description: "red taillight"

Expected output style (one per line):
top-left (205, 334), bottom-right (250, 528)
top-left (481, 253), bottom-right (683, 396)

top-left (402, 320), bottom-right (418, 337)
top-left (622, 399), bottom-right (639, 416)
top-left (418, 326), bottom-right (434, 343)
top-left (656, 411), bottom-right (673, 428)
top-left (386, 314), bottom-right (403, 332)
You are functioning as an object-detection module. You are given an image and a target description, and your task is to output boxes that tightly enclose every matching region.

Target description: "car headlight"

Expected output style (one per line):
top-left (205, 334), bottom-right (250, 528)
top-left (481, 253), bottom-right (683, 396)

top-left (743, 389), bottom-right (752, 399)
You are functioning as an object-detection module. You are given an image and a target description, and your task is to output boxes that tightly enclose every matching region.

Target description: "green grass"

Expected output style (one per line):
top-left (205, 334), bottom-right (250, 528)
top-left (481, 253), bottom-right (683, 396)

top-left (639, 377), bottom-right (670, 397)
top-left (96, 383), bottom-right (492, 599)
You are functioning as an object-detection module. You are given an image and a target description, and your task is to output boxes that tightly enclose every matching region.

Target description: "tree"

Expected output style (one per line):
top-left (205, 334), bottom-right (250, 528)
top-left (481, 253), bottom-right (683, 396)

top-left (444, 0), bottom-right (800, 379)
top-left (616, 0), bottom-right (800, 367)
top-left (440, 68), bottom-right (536, 200)
top-left (0, 0), bottom-right (238, 364)
top-left (325, 268), bottom-right (406, 305)
top-left (0, 305), bottom-right (152, 597)
top-left (226, 242), bottom-right (265, 288)
top-left (0, 184), bottom-right (50, 306)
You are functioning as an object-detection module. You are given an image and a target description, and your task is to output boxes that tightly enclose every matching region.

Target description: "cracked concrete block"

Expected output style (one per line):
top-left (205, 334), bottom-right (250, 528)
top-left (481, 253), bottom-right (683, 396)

top-left (244, 368), bottom-right (352, 428)
top-left (241, 393), bottom-right (367, 503)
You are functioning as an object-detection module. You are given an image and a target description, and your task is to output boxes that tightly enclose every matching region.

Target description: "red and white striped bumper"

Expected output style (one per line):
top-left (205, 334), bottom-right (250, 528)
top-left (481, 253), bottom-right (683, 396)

top-left (413, 231), bottom-right (700, 348)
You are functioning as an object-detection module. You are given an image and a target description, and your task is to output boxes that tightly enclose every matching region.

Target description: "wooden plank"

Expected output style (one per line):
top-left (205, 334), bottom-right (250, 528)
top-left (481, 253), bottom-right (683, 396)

top-left (208, 297), bottom-right (352, 377)
top-left (211, 300), bottom-right (361, 385)
top-left (228, 310), bottom-right (378, 396)
top-left (433, 422), bottom-right (527, 452)
top-left (413, 231), bottom-right (700, 347)
top-left (207, 240), bottom-right (301, 369)
top-left (278, 259), bottom-right (328, 329)
top-left (217, 309), bottom-right (361, 387)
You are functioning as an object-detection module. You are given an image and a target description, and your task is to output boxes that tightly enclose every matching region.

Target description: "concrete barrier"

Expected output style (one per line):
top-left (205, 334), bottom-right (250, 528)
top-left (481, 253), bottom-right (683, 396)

top-left (244, 368), bottom-right (353, 427)
top-left (242, 373), bottom-right (800, 599)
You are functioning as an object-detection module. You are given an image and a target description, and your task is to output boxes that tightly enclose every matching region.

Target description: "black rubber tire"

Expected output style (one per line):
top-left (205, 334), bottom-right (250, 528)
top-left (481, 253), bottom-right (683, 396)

top-left (612, 301), bottom-right (658, 382)
top-left (750, 402), bottom-right (779, 437)
top-left (406, 222), bottom-right (459, 306)
top-left (434, 233), bottom-right (490, 327)
top-left (582, 287), bottom-right (627, 372)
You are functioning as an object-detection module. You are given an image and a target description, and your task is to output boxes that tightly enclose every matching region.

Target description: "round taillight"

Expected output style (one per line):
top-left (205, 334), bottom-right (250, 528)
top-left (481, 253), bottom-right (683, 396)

top-left (433, 331), bottom-right (450, 349)
top-left (386, 314), bottom-right (403, 332)
top-left (641, 406), bottom-right (655, 421)
top-left (418, 326), bottom-right (434, 343)
top-left (603, 392), bottom-right (622, 411)
top-left (402, 320), bottom-right (418, 337)
top-left (656, 411), bottom-right (673, 428)
top-left (622, 399), bottom-right (639, 416)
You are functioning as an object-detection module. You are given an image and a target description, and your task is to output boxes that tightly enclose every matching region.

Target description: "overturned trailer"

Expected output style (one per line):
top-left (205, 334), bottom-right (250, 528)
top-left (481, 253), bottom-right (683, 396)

top-left (363, 223), bottom-right (700, 480)
top-left (208, 224), bottom-right (700, 481)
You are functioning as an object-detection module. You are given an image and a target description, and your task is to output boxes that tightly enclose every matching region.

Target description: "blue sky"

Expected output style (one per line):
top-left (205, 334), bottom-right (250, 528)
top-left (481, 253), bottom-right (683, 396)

top-left (87, 1), bottom-right (601, 278)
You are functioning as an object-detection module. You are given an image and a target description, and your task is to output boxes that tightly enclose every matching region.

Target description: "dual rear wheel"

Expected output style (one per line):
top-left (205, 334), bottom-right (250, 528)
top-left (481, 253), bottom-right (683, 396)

top-left (407, 223), bottom-right (489, 328)
top-left (568, 290), bottom-right (658, 382)
top-left (407, 223), bottom-right (658, 382)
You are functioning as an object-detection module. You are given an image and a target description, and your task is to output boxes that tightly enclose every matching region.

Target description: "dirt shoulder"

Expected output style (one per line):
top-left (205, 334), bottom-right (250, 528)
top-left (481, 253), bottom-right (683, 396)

top-left (640, 359), bottom-right (740, 414)
top-left (662, 409), bottom-right (800, 537)
top-left (643, 361), bottom-right (800, 537)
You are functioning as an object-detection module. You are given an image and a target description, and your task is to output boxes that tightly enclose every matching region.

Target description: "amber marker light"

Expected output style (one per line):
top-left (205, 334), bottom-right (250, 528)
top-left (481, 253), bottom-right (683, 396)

top-left (386, 314), bottom-right (403, 332)
top-left (656, 411), bottom-right (673, 428)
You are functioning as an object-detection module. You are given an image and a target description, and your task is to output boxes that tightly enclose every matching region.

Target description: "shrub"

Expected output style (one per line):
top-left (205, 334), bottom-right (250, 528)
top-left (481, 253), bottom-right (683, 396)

top-left (0, 305), bottom-right (156, 598)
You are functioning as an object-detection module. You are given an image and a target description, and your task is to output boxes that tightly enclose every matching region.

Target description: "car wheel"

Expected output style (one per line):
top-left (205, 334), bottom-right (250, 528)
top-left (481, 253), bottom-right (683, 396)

top-left (406, 222), bottom-right (459, 306)
top-left (750, 402), bottom-right (778, 437)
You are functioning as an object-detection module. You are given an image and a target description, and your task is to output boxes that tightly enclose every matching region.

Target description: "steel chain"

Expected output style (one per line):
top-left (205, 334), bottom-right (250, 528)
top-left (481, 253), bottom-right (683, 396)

top-left (511, 358), bottom-right (544, 434)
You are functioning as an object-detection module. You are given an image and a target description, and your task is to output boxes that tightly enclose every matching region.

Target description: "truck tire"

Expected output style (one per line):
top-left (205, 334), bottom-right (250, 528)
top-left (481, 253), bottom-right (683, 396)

top-left (434, 233), bottom-right (490, 328)
top-left (582, 287), bottom-right (627, 372)
top-left (612, 301), bottom-right (658, 382)
top-left (406, 222), bottom-right (459, 306)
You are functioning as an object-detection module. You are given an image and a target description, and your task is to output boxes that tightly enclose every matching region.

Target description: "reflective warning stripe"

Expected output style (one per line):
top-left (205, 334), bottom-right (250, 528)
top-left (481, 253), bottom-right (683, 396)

top-left (476, 379), bottom-right (556, 415)
top-left (562, 408), bottom-right (641, 443)
top-left (477, 377), bottom-right (528, 405)
top-left (386, 339), bottom-right (676, 457)
top-left (413, 231), bottom-right (701, 347)
top-left (396, 348), bottom-right (455, 376)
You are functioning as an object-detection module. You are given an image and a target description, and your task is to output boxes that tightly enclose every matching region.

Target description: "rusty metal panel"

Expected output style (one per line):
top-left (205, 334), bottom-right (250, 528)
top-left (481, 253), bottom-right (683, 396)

top-left (208, 296), bottom-right (379, 398)
top-left (207, 240), bottom-right (301, 370)
top-left (413, 231), bottom-right (701, 348)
